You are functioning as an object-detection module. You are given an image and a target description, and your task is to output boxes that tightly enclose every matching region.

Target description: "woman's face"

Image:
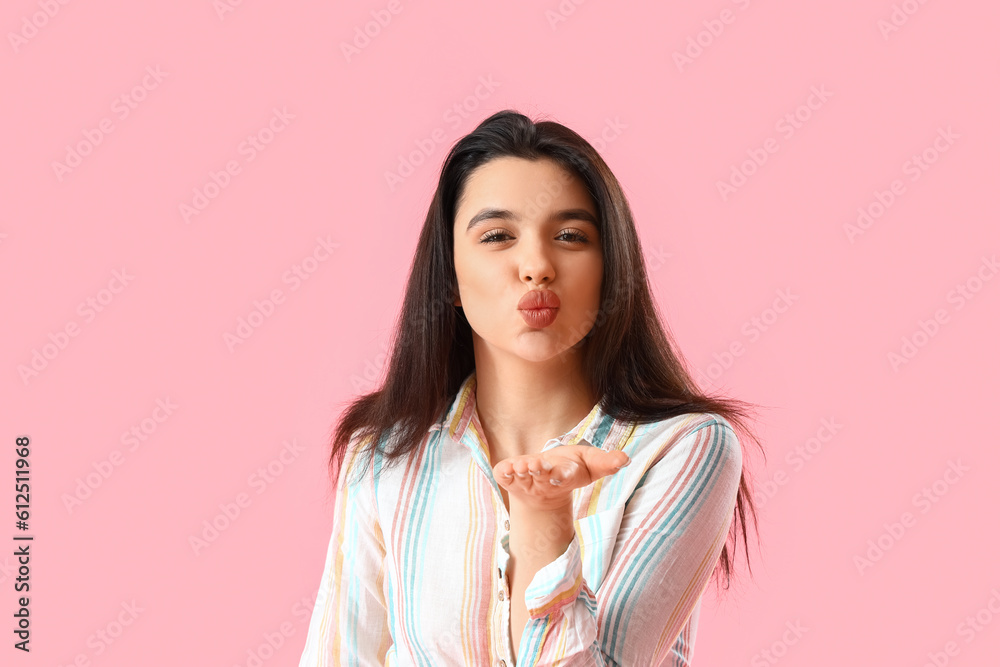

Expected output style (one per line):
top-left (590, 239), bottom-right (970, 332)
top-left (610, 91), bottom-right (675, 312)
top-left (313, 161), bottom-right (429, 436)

top-left (452, 157), bottom-right (603, 365)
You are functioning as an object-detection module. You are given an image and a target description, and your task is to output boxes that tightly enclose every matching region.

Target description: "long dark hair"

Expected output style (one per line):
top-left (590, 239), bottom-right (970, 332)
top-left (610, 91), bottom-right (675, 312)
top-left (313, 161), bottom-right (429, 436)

top-left (327, 109), bottom-right (765, 590)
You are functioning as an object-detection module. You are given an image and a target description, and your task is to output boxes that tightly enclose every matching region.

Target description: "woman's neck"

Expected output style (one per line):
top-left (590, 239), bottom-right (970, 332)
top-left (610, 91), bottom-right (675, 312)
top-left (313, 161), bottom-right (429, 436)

top-left (472, 359), bottom-right (598, 464)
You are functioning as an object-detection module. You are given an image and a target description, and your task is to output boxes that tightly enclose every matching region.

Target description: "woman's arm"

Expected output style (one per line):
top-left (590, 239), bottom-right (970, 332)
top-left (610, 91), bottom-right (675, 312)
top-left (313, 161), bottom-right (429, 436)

top-left (508, 498), bottom-right (576, 657)
top-left (498, 417), bottom-right (743, 666)
top-left (298, 439), bottom-right (393, 666)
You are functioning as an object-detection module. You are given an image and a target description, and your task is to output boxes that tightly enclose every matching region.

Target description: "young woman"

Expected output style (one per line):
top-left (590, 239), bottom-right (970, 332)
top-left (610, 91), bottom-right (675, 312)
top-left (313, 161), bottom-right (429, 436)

top-left (298, 110), bottom-right (763, 666)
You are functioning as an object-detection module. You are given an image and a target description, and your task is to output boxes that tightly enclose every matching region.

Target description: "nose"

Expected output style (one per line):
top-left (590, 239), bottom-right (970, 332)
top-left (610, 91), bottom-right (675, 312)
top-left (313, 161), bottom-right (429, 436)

top-left (517, 236), bottom-right (554, 284)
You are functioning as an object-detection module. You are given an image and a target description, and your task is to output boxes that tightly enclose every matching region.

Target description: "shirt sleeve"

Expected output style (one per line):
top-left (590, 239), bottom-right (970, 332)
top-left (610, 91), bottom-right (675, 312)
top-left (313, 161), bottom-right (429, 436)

top-left (298, 436), bottom-right (393, 666)
top-left (515, 417), bottom-right (743, 666)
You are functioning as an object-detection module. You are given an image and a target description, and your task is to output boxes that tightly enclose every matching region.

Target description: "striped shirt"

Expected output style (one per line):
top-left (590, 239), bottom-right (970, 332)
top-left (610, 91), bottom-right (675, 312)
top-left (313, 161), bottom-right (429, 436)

top-left (298, 370), bottom-right (742, 666)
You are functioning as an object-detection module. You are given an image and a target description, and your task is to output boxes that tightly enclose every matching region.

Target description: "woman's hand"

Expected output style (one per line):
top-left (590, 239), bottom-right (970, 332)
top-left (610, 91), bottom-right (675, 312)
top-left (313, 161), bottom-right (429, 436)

top-left (492, 445), bottom-right (631, 512)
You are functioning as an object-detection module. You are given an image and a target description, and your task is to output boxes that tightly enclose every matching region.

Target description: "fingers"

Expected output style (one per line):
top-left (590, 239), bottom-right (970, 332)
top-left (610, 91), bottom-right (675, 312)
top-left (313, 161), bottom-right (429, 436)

top-left (493, 448), bottom-right (632, 493)
top-left (611, 450), bottom-right (632, 469)
top-left (580, 448), bottom-right (632, 480)
top-left (494, 455), bottom-right (567, 489)
top-left (517, 457), bottom-right (563, 486)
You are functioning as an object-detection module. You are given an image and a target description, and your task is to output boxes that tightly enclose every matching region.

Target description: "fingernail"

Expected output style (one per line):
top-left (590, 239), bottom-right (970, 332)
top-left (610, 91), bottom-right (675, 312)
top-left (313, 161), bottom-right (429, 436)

top-left (529, 469), bottom-right (541, 476)
top-left (549, 478), bottom-right (563, 485)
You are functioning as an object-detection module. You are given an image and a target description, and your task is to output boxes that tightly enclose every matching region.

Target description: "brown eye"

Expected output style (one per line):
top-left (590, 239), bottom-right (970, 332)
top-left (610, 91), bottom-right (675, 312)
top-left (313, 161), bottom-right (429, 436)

top-left (480, 230), bottom-right (511, 244)
top-left (558, 230), bottom-right (589, 243)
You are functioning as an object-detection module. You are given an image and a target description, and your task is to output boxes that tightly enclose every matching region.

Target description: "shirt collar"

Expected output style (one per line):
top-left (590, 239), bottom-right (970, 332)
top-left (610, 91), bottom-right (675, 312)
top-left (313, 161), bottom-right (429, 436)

top-left (435, 369), bottom-right (610, 455)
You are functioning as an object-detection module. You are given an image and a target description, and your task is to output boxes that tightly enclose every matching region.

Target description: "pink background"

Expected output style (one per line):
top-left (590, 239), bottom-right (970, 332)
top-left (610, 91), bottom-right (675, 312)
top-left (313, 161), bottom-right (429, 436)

top-left (3, 1), bottom-right (999, 665)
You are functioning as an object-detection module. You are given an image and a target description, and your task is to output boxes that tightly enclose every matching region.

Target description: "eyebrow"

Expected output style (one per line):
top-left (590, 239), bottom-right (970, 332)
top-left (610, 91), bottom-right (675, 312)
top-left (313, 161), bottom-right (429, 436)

top-left (465, 207), bottom-right (599, 233)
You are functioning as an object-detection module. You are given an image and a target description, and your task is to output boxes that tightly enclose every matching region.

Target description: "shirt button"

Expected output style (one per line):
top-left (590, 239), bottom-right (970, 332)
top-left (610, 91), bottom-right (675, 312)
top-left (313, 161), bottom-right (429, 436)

top-left (499, 661), bottom-right (507, 667)
top-left (504, 519), bottom-right (510, 530)
top-left (499, 590), bottom-right (505, 601)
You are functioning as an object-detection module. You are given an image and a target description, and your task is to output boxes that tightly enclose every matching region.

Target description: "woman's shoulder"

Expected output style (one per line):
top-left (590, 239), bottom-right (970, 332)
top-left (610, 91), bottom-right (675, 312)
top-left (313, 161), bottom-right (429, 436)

top-left (637, 410), bottom-right (737, 440)
top-left (631, 411), bottom-right (742, 468)
top-left (344, 420), bottom-right (438, 482)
